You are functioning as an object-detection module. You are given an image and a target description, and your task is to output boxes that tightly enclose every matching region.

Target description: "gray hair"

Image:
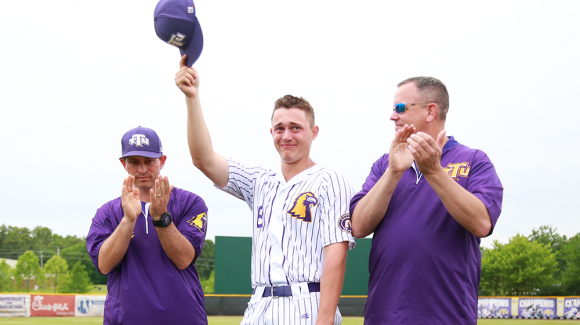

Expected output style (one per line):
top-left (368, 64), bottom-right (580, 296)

top-left (398, 76), bottom-right (449, 121)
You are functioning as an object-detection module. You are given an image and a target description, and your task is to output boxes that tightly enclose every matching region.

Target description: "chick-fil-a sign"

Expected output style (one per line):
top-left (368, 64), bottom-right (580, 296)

top-left (30, 295), bottom-right (75, 317)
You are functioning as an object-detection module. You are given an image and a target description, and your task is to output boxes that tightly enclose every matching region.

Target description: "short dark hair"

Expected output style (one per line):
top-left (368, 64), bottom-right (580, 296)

top-left (398, 77), bottom-right (449, 121)
top-left (272, 95), bottom-right (315, 128)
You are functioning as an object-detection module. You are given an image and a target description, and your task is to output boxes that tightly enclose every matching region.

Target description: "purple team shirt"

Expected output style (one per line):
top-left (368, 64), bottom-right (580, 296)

top-left (351, 137), bottom-right (503, 325)
top-left (87, 187), bottom-right (208, 325)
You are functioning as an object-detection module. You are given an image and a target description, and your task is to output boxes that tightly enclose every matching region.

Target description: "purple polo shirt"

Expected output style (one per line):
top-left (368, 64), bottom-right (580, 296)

top-left (351, 137), bottom-right (503, 325)
top-left (87, 187), bottom-right (208, 325)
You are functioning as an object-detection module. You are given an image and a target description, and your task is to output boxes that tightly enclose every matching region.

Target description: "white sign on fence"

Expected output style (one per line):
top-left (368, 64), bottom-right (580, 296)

top-left (0, 295), bottom-right (30, 317)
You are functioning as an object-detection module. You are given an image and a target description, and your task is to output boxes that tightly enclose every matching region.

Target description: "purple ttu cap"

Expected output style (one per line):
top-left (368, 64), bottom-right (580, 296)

top-left (154, 0), bottom-right (203, 67)
top-left (120, 126), bottom-right (164, 159)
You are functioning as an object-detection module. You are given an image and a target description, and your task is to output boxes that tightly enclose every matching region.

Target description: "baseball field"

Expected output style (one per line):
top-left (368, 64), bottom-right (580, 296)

top-left (0, 317), bottom-right (577, 324)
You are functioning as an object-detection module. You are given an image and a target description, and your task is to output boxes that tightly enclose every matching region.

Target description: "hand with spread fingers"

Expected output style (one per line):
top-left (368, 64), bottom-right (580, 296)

top-left (388, 124), bottom-right (416, 174)
top-left (175, 55), bottom-right (199, 98)
top-left (407, 130), bottom-right (447, 176)
top-left (121, 175), bottom-right (142, 222)
top-left (150, 175), bottom-right (175, 220)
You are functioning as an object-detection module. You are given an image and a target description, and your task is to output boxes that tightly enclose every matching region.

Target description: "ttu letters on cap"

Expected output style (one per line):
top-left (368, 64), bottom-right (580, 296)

top-left (154, 0), bottom-right (203, 66)
top-left (120, 126), bottom-right (163, 159)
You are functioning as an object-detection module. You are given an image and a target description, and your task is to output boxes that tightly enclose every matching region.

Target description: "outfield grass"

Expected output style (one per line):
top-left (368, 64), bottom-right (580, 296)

top-left (0, 317), bottom-right (577, 324)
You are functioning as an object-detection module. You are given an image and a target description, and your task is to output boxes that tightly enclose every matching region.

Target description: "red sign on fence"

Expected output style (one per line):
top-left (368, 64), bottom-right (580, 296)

top-left (30, 295), bottom-right (75, 317)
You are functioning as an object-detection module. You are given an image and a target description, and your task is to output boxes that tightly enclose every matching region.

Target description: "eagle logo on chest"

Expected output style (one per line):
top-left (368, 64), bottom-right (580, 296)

top-left (287, 192), bottom-right (318, 223)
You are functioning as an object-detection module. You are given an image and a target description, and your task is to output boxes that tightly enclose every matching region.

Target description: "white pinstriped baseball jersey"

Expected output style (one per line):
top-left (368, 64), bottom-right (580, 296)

top-left (218, 158), bottom-right (356, 288)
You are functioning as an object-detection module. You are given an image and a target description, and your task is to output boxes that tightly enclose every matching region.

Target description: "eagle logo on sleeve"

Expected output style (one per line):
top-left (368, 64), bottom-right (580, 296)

top-left (287, 192), bottom-right (318, 223)
top-left (187, 212), bottom-right (208, 233)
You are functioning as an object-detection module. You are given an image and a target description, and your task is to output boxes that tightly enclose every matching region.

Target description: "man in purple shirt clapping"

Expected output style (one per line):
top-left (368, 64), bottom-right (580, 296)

top-left (87, 126), bottom-right (208, 325)
top-left (350, 77), bottom-right (503, 325)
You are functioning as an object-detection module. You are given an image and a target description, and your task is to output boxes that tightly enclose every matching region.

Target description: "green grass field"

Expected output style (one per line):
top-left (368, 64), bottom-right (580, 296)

top-left (0, 317), bottom-right (578, 324)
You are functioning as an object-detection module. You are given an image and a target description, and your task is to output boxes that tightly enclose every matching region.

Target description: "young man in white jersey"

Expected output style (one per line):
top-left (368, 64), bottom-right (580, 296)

top-left (175, 56), bottom-right (355, 325)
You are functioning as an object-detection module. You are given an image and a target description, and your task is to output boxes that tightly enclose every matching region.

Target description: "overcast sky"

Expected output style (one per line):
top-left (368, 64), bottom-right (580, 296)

top-left (1, 0), bottom-right (579, 248)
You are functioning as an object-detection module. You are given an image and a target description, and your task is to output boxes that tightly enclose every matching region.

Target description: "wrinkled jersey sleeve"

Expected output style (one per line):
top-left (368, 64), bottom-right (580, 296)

top-left (176, 193), bottom-right (208, 264)
top-left (216, 158), bottom-right (266, 210)
top-left (350, 154), bottom-right (388, 215)
top-left (320, 170), bottom-right (357, 250)
top-left (466, 151), bottom-right (503, 237)
top-left (86, 203), bottom-right (117, 275)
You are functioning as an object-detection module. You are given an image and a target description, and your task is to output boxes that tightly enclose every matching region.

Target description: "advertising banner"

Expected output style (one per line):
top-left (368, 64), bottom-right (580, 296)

top-left (75, 295), bottom-right (106, 317)
top-left (562, 297), bottom-right (580, 319)
top-left (517, 297), bottom-right (557, 319)
top-left (477, 297), bottom-right (511, 318)
top-left (30, 295), bottom-right (75, 317)
top-left (0, 295), bottom-right (30, 317)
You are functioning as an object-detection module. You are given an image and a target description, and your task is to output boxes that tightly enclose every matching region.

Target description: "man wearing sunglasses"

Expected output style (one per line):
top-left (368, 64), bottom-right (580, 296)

top-left (350, 77), bottom-right (503, 324)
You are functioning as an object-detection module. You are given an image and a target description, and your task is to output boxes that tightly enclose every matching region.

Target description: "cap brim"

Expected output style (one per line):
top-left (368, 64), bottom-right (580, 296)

top-left (180, 17), bottom-right (203, 67)
top-left (120, 151), bottom-right (163, 159)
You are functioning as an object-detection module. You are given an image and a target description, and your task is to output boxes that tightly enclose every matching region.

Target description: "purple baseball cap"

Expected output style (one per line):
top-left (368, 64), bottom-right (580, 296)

top-left (154, 0), bottom-right (203, 67)
top-left (120, 126), bottom-right (164, 159)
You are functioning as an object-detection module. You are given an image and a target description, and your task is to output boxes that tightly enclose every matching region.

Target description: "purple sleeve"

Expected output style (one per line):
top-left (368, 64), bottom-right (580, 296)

top-left (175, 193), bottom-right (208, 264)
top-left (86, 202), bottom-right (118, 275)
top-left (466, 151), bottom-right (503, 237)
top-left (350, 154), bottom-right (389, 215)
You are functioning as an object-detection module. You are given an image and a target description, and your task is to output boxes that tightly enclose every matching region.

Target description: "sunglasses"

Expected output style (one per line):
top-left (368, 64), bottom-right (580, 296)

top-left (393, 102), bottom-right (431, 114)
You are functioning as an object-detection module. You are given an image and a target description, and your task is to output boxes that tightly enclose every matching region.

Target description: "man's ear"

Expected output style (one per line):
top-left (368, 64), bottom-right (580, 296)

top-left (311, 125), bottom-right (319, 141)
top-left (426, 103), bottom-right (438, 123)
top-left (120, 158), bottom-right (127, 169)
top-left (159, 155), bottom-right (167, 169)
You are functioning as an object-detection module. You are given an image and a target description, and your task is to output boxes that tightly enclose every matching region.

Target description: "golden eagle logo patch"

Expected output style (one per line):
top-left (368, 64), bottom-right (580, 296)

top-left (187, 212), bottom-right (207, 233)
top-left (287, 192), bottom-right (318, 223)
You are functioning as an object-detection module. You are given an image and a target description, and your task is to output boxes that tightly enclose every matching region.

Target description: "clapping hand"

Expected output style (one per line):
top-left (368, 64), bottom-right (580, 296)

top-left (121, 176), bottom-right (142, 222)
top-left (388, 125), bottom-right (416, 174)
top-left (150, 175), bottom-right (174, 220)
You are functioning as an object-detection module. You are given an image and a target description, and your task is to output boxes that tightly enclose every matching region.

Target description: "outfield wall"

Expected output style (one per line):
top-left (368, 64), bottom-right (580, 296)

top-left (215, 236), bottom-right (371, 295)
top-left (0, 294), bottom-right (105, 318)
top-left (2, 294), bottom-right (579, 319)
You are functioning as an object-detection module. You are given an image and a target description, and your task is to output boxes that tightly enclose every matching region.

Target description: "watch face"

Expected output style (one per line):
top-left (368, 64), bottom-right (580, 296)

top-left (155, 212), bottom-right (172, 227)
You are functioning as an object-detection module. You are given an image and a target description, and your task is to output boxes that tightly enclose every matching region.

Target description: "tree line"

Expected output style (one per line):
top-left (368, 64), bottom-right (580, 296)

top-left (0, 224), bottom-right (215, 293)
top-left (480, 225), bottom-right (580, 296)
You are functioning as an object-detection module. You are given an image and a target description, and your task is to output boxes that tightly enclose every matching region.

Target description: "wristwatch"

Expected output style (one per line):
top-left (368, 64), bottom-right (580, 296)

top-left (152, 212), bottom-right (172, 227)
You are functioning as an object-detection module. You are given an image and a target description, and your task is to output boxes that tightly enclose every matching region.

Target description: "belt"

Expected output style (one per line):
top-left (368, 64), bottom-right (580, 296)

top-left (262, 283), bottom-right (320, 298)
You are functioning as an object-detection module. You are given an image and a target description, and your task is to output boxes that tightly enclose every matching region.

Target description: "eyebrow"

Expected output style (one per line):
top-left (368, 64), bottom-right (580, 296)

top-left (273, 121), bottom-right (303, 128)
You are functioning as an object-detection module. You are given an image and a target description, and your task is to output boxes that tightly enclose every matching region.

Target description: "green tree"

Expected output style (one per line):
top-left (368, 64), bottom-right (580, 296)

top-left (44, 255), bottom-right (69, 293)
top-left (32, 226), bottom-right (54, 250)
top-left (197, 239), bottom-right (214, 280)
top-left (0, 226), bottom-right (34, 260)
top-left (48, 235), bottom-right (84, 252)
top-left (56, 272), bottom-right (72, 293)
top-left (14, 250), bottom-right (45, 291)
top-left (68, 261), bottom-right (92, 293)
top-left (528, 225), bottom-right (568, 295)
top-left (0, 258), bottom-right (14, 292)
top-left (480, 240), bottom-right (507, 296)
top-left (201, 270), bottom-right (214, 294)
top-left (61, 243), bottom-right (106, 285)
top-left (529, 225), bottom-right (568, 249)
top-left (560, 234), bottom-right (580, 295)
top-left (502, 234), bottom-right (558, 295)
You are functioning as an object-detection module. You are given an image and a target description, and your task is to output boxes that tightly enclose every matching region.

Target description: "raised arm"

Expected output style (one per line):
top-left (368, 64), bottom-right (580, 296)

top-left (407, 131), bottom-right (492, 238)
top-left (350, 125), bottom-right (416, 238)
top-left (175, 55), bottom-right (229, 188)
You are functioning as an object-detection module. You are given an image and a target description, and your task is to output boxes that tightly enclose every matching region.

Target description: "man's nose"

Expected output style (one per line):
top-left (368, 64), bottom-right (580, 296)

top-left (282, 130), bottom-right (292, 141)
top-left (138, 163), bottom-right (147, 173)
top-left (389, 110), bottom-right (399, 121)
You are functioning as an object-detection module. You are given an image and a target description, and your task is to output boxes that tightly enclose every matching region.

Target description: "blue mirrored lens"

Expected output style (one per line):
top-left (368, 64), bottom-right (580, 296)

top-left (394, 103), bottom-right (406, 113)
